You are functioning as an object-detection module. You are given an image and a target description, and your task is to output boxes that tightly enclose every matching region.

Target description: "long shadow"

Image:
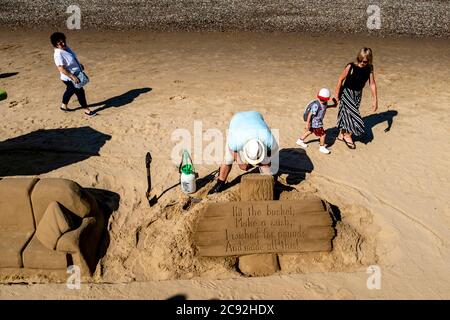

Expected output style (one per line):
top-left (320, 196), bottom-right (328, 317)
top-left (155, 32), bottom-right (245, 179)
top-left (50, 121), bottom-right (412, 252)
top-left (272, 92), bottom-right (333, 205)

top-left (85, 87), bottom-right (152, 113)
top-left (150, 181), bottom-right (179, 206)
top-left (324, 127), bottom-right (340, 147)
top-left (356, 110), bottom-right (398, 144)
top-left (0, 72), bottom-right (18, 79)
top-left (326, 110), bottom-right (398, 145)
top-left (196, 168), bottom-right (219, 191)
top-left (0, 126), bottom-right (111, 176)
top-left (147, 168), bottom-right (219, 206)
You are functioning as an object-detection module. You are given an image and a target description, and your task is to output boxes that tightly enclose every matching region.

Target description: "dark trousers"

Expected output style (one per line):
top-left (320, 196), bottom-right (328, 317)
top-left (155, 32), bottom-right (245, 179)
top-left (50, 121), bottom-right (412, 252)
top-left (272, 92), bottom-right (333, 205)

top-left (62, 80), bottom-right (88, 108)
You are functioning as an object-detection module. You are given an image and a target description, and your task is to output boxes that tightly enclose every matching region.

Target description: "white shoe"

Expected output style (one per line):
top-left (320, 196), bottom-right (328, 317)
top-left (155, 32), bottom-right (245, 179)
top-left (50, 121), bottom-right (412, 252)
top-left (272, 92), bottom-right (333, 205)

top-left (319, 146), bottom-right (330, 154)
top-left (296, 139), bottom-right (308, 148)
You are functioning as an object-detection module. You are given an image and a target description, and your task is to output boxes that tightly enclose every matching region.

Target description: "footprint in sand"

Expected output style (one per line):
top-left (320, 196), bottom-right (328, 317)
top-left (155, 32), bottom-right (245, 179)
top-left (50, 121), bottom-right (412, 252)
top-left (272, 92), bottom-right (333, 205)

top-left (9, 101), bottom-right (19, 108)
top-left (8, 97), bottom-right (29, 108)
top-left (169, 95), bottom-right (187, 101)
top-left (0, 44), bottom-right (21, 50)
top-left (304, 281), bottom-right (326, 294)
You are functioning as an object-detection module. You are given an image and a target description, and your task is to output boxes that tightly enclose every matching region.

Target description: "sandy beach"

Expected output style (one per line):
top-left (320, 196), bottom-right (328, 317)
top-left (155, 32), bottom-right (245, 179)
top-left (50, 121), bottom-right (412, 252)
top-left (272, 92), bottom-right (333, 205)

top-left (0, 29), bottom-right (449, 299)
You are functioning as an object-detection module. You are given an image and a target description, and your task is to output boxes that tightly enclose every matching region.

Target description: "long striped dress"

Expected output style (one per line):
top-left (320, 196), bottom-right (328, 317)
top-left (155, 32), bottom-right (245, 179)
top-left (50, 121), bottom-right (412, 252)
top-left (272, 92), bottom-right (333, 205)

top-left (336, 63), bottom-right (372, 136)
top-left (337, 87), bottom-right (365, 136)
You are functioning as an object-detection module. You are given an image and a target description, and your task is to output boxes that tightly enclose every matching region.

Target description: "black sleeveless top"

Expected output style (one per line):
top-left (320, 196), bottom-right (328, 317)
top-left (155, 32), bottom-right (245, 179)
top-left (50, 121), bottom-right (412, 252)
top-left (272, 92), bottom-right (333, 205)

top-left (344, 62), bottom-right (372, 91)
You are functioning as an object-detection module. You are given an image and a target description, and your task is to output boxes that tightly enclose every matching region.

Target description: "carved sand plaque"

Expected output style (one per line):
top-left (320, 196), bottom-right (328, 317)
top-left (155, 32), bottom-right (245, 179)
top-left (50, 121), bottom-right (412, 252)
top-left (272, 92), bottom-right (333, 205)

top-left (194, 199), bottom-right (334, 256)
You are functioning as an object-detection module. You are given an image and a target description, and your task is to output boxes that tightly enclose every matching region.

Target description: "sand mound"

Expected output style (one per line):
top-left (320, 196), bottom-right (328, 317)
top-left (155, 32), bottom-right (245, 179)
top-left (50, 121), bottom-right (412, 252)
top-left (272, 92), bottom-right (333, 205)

top-left (0, 176), bottom-right (380, 284)
top-left (91, 173), bottom-right (379, 283)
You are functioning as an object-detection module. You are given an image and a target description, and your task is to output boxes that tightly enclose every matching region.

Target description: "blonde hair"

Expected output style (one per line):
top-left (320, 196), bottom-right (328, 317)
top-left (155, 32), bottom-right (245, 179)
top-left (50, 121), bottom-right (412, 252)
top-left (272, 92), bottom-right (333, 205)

top-left (356, 47), bottom-right (373, 65)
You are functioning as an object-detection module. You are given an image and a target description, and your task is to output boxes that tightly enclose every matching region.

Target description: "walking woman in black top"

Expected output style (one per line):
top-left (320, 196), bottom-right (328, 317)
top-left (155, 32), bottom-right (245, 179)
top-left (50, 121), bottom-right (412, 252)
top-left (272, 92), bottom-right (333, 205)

top-left (334, 47), bottom-right (378, 149)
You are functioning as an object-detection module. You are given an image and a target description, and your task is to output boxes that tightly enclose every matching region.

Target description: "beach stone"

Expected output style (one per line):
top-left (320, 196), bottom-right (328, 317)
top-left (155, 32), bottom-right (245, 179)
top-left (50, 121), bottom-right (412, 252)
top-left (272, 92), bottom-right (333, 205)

top-left (238, 173), bottom-right (279, 277)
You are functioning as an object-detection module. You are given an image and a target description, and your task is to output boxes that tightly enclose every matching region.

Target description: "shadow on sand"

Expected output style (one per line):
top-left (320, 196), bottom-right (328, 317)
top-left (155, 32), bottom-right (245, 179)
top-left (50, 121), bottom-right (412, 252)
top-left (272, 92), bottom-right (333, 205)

top-left (86, 87), bottom-right (152, 113)
top-left (146, 148), bottom-right (314, 199)
top-left (0, 72), bottom-right (19, 79)
top-left (357, 110), bottom-right (398, 144)
top-left (0, 126), bottom-right (111, 176)
top-left (146, 168), bottom-right (220, 207)
top-left (85, 187), bottom-right (120, 272)
top-left (325, 109), bottom-right (398, 145)
top-left (277, 148), bottom-right (314, 184)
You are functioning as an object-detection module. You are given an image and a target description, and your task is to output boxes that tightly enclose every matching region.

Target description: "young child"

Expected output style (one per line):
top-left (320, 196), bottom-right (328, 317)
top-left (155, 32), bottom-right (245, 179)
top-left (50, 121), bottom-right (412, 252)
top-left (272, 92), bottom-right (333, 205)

top-left (296, 88), bottom-right (337, 154)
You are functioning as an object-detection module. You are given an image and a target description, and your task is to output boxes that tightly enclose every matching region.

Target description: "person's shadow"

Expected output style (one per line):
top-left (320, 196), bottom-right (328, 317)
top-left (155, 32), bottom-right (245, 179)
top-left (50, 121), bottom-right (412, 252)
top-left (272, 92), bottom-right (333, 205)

top-left (325, 110), bottom-right (398, 145)
top-left (277, 148), bottom-right (314, 185)
top-left (356, 110), bottom-right (398, 144)
top-left (72, 87), bottom-right (152, 113)
top-left (0, 72), bottom-right (19, 79)
top-left (0, 126), bottom-right (111, 176)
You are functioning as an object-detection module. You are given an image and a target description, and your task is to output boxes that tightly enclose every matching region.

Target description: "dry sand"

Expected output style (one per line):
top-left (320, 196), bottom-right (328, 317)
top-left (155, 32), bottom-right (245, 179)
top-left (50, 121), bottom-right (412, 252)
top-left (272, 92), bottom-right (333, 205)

top-left (0, 30), bottom-right (449, 299)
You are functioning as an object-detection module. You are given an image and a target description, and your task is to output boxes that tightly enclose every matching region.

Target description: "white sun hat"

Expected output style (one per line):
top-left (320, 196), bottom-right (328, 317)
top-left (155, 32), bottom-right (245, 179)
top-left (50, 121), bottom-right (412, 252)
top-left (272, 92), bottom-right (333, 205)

top-left (317, 88), bottom-right (331, 101)
top-left (242, 138), bottom-right (266, 165)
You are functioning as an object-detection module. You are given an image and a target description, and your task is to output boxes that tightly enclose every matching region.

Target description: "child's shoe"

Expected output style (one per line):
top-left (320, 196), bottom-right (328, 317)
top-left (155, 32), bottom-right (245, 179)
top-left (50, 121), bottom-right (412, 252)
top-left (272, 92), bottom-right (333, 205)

top-left (296, 139), bottom-right (308, 148)
top-left (319, 146), bottom-right (330, 154)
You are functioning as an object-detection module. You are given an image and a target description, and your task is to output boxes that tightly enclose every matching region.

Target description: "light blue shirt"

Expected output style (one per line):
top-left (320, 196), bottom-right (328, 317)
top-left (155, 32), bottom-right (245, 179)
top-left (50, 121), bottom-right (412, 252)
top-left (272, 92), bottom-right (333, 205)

top-left (227, 111), bottom-right (275, 152)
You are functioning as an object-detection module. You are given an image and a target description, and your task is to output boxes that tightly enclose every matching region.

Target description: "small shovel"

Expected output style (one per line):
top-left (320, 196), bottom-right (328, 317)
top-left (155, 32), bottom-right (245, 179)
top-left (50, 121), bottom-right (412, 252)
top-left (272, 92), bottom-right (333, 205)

top-left (145, 152), bottom-right (157, 206)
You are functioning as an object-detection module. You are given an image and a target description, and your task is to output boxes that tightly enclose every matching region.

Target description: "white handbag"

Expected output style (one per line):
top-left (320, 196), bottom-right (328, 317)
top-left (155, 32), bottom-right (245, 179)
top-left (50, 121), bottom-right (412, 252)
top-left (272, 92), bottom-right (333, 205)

top-left (70, 51), bottom-right (89, 89)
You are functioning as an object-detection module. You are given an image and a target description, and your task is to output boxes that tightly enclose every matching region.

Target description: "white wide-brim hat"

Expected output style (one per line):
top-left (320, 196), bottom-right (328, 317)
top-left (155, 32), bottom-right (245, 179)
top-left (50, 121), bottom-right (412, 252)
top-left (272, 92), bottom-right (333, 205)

top-left (242, 138), bottom-right (266, 166)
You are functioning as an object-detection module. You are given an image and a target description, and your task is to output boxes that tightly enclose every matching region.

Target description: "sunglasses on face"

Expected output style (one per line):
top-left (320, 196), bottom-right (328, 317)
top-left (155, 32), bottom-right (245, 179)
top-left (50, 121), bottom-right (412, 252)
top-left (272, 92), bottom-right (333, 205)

top-left (361, 60), bottom-right (369, 64)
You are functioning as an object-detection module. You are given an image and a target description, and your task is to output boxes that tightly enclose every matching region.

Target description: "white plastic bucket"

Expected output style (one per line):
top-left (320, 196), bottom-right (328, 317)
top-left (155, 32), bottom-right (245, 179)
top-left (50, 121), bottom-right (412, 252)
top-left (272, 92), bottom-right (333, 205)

top-left (180, 172), bottom-right (196, 194)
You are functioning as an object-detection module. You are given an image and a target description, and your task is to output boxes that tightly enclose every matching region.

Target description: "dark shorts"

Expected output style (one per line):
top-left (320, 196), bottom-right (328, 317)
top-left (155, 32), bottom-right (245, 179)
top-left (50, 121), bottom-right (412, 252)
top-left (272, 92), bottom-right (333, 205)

top-left (310, 127), bottom-right (325, 137)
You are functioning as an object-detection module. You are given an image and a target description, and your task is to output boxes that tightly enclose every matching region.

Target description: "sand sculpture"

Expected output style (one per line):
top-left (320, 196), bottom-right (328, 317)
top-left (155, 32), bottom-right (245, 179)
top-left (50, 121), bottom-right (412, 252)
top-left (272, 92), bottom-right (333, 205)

top-left (195, 174), bottom-right (335, 276)
top-left (0, 177), bottom-right (105, 275)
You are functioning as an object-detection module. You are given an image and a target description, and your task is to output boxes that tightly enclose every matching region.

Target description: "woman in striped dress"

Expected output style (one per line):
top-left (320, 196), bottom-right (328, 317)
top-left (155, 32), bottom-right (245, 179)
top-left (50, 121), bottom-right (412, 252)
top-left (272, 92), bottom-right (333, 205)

top-left (334, 48), bottom-right (378, 149)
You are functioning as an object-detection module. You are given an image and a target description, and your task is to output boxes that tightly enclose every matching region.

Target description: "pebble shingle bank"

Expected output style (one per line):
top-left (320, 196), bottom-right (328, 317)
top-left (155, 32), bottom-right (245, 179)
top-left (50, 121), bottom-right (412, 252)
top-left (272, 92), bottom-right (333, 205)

top-left (0, 0), bottom-right (449, 37)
